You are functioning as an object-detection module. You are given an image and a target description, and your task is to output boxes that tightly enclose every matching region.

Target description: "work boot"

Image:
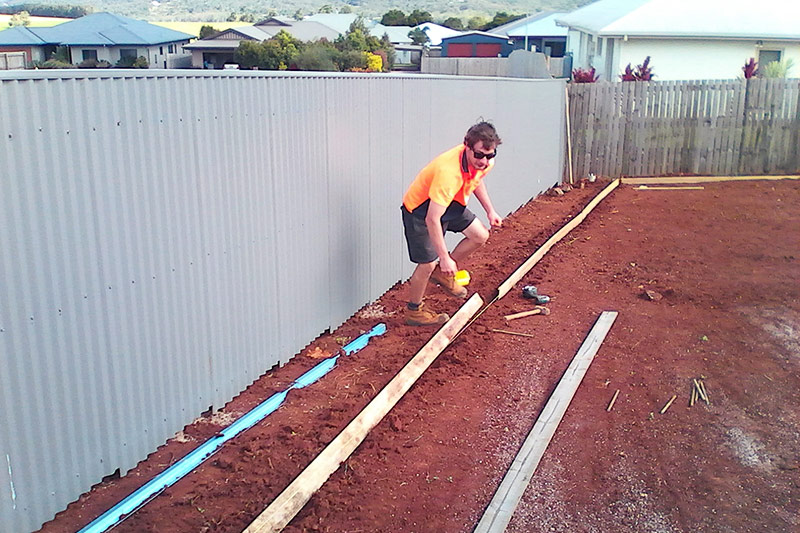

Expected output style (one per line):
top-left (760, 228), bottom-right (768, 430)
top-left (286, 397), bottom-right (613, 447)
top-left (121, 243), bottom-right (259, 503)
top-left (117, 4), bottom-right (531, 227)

top-left (429, 266), bottom-right (468, 298)
top-left (405, 302), bottom-right (449, 326)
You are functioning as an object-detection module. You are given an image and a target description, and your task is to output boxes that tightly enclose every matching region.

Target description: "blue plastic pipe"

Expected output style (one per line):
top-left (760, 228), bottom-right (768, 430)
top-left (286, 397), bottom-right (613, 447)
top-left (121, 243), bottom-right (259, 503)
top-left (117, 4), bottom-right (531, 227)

top-left (78, 323), bottom-right (386, 533)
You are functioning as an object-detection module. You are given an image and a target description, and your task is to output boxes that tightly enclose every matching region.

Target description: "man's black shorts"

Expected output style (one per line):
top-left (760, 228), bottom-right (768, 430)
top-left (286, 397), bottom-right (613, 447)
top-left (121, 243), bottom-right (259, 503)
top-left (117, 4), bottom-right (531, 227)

top-left (401, 201), bottom-right (477, 264)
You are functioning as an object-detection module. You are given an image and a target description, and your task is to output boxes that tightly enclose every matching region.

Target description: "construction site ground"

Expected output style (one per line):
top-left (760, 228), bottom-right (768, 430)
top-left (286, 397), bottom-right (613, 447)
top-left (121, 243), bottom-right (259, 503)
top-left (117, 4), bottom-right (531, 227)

top-left (40, 179), bottom-right (800, 533)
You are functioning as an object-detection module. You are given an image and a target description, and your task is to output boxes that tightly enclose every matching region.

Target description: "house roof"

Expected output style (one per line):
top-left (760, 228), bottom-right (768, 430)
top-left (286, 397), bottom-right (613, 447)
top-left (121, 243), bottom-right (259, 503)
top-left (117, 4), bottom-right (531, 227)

top-left (442, 30), bottom-right (508, 42)
top-left (492, 12), bottom-right (568, 38)
top-left (0, 26), bottom-right (48, 45)
top-left (414, 23), bottom-right (462, 46)
top-left (184, 20), bottom-right (340, 50)
top-left (0, 12), bottom-right (194, 46)
top-left (556, 0), bottom-right (800, 40)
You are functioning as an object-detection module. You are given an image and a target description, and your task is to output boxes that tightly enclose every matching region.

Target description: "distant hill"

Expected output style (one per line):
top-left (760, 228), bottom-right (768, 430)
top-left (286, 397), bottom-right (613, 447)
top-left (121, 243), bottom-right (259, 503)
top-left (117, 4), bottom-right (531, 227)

top-left (0, 0), bottom-right (590, 23)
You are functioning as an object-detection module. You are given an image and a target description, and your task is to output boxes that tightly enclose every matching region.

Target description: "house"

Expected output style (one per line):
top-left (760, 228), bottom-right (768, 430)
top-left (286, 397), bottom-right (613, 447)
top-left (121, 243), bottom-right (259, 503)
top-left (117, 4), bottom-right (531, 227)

top-left (0, 12), bottom-right (193, 68)
top-left (413, 22), bottom-right (462, 46)
top-left (183, 17), bottom-right (340, 69)
top-left (491, 12), bottom-right (568, 57)
top-left (185, 15), bottom-right (414, 69)
top-left (440, 31), bottom-right (513, 58)
top-left (556, 0), bottom-right (800, 81)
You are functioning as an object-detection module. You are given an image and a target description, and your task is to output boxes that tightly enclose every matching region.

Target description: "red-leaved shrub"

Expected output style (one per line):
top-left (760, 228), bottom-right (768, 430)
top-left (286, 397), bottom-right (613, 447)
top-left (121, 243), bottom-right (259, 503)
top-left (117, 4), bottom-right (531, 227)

top-left (572, 67), bottom-right (599, 83)
top-left (742, 57), bottom-right (758, 79)
top-left (621, 56), bottom-right (654, 81)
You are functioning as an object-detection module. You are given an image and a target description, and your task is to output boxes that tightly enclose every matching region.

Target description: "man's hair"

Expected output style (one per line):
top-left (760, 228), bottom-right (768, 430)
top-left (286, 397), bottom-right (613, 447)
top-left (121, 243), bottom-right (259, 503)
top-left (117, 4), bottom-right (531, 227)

top-left (464, 121), bottom-right (502, 149)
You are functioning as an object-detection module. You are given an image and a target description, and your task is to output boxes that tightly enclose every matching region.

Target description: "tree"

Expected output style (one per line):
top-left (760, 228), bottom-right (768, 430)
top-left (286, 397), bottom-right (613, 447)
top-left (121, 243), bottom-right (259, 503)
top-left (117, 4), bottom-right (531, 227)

top-left (8, 11), bottom-right (30, 26)
top-left (339, 5), bottom-right (353, 13)
top-left (318, 5), bottom-right (333, 13)
top-left (234, 31), bottom-right (302, 70)
top-left (293, 9), bottom-right (304, 20)
top-left (485, 12), bottom-right (524, 30)
top-left (467, 16), bottom-right (488, 30)
top-left (199, 25), bottom-right (218, 39)
top-left (381, 9), bottom-right (406, 26)
top-left (442, 17), bottom-right (464, 30)
top-left (406, 9), bottom-right (432, 26)
top-left (408, 27), bottom-right (429, 45)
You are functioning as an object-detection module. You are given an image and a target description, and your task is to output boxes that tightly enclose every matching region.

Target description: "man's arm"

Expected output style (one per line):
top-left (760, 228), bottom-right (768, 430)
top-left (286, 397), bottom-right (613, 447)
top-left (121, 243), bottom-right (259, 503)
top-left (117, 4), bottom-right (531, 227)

top-left (473, 181), bottom-right (502, 227)
top-left (425, 201), bottom-right (458, 275)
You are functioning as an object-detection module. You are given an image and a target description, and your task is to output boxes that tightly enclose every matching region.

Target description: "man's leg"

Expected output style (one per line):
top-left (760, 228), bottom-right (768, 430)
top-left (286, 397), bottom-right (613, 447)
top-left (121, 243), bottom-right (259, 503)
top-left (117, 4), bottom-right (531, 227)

top-left (407, 261), bottom-right (436, 305)
top-left (450, 218), bottom-right (490, 263)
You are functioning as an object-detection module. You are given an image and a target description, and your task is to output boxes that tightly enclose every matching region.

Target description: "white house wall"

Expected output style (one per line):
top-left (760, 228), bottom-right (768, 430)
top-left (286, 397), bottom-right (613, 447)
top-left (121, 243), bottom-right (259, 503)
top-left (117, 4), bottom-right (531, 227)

top-left (0, 70), bottom-right (566, 533)
top-left (617, 39), bottom-right (800, 80)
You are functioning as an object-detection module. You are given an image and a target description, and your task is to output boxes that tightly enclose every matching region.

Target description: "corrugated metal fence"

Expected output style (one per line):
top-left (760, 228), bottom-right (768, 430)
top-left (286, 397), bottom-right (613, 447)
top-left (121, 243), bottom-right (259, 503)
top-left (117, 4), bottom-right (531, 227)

top-left (568, 78), bottom-right (800, 178)
top-left (0, 70), bottom-right (565, 532)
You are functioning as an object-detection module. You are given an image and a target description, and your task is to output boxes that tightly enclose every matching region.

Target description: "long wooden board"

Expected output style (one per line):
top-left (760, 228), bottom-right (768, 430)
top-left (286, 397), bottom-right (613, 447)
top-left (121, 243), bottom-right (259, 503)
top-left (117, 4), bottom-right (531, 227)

top-left (474, 311), bottom-right (619, 533)
top-left (496, 179), bottom-right (620, 300)
top-left (622, 175), bottom-right (800, 185)
top-left (244, 294), bottom-right (484, 533)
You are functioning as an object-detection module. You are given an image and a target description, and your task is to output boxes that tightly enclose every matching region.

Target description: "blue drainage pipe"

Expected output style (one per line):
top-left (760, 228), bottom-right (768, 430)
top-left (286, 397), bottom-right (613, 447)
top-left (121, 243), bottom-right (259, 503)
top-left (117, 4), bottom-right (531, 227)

top-left (78, 323), bottom-right (387, 533)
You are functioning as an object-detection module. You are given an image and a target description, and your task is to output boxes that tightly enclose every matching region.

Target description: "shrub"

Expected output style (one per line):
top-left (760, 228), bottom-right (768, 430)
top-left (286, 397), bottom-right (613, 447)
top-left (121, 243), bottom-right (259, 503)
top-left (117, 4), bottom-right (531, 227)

top-left (78, 58), bottom-right (111, 68)
top-left (760, 58), bottom-right (794, 78)
top-left (336, 50), bottom-right (367, 71)
top-left (621, 56), bottom-right (654, 81)
top-left (294, 44), bottom-right (338, 71)
top-left (742, 57), bottom-right (758, 79)
top-left (39, 59), bottom-right (73, 69)
top-left (572, 67), bottom-right (599, 83)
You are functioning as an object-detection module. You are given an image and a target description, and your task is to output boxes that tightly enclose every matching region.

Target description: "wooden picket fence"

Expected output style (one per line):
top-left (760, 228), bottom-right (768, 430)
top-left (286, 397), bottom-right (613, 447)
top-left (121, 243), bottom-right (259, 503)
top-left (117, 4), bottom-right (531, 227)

top-left (567, 78), bottom-right (800, 179)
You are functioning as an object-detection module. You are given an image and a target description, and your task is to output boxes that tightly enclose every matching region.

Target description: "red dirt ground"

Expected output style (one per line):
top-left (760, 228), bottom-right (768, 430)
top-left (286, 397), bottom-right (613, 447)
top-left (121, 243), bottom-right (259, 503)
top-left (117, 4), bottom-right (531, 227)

top-left (39, 179), bottom-right (800, 533)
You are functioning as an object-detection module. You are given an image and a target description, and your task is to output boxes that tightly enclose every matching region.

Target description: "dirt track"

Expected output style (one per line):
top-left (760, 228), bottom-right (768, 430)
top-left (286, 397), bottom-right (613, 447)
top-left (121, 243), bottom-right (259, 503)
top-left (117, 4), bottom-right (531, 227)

top-left (40, 179), bottom-right (800, 533)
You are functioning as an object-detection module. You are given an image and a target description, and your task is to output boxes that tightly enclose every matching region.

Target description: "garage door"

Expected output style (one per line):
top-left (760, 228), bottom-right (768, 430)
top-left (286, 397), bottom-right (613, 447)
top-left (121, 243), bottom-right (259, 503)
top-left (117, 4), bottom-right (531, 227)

top-left (475, 43), bottom-right (501, 57)
top-left (448, 43), bottom-right (473, 57)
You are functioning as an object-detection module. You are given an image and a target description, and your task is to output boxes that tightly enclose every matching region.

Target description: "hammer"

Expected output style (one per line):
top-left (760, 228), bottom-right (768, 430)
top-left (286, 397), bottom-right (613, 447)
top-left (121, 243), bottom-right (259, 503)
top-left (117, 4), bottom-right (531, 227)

top-left (504, 306), bottom-right (550, 321)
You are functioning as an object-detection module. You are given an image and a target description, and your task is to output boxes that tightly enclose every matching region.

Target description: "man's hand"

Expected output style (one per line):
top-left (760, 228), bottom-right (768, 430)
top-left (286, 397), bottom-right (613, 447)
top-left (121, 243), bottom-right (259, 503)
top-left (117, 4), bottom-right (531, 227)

top-left (439, 255), bottom-right (458, 276)
top-left (488, 210), bottom-right (503, 228)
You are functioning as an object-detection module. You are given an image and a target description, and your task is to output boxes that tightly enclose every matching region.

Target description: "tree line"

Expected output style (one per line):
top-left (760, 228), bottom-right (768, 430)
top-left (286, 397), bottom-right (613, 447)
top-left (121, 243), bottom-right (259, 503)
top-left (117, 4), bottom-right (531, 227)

top-left (379, 9), bottom-right (525, 31)
top-left (0, 4), bottom-right (91, 18)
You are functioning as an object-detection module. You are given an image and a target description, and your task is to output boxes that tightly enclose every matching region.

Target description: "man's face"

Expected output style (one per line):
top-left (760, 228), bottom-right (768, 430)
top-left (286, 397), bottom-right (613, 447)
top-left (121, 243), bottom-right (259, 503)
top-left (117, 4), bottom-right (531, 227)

top-left (466, 141), bottom-right (497, 171)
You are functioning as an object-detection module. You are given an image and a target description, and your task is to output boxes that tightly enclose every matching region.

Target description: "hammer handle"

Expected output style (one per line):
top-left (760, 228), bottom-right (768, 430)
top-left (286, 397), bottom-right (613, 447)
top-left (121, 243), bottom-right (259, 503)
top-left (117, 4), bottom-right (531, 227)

top-left (504, 309), bottom-right (543, 321)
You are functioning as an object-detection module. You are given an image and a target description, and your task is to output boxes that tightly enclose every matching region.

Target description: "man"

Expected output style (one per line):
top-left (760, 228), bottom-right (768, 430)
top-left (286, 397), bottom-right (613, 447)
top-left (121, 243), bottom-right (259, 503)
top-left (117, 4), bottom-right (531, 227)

top-left (401, 121), bottom-right (503, 326)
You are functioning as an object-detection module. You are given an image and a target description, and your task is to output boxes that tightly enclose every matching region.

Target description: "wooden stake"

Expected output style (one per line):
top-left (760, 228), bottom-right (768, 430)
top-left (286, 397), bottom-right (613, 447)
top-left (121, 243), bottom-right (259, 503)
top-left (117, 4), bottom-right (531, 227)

top-left (491, 329), bottom-right (535, 338)
top-left (698, 380), bottom-right (709, 404)
top-left (690, 387), bottom-right (697, 407)
top-left (564, 84), bottom-right (574, 185)
top-left (693, 378), bottom-right (708, 403)
top-left (606, 389), bottom-right (620, 412)
top-left (660, 395), bottom-right (677, 414)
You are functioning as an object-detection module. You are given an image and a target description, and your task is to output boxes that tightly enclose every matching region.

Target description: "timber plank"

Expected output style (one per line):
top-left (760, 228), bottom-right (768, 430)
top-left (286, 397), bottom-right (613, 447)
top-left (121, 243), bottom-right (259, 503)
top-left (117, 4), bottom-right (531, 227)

top-left (474, 312), bottom-right (619, 533)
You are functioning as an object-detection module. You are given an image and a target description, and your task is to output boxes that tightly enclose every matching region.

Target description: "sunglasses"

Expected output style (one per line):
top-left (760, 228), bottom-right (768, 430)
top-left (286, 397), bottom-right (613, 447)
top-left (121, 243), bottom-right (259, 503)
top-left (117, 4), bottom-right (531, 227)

top-left (472, 147), bottom-right (497, 160)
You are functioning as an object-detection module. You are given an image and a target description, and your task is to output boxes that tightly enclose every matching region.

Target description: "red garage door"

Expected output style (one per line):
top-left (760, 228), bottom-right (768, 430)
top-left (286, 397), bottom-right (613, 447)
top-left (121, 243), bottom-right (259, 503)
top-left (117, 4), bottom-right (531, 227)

top-left (475, 43), bottom-right (501, 57)
top-left (447, 43), bottom-right (473, 57)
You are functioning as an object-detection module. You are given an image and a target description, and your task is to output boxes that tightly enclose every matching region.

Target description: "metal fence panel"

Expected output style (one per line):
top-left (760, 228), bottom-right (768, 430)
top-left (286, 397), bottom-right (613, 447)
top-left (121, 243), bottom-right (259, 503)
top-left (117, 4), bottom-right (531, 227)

top-left (0, 70), bottom-right (564, 532)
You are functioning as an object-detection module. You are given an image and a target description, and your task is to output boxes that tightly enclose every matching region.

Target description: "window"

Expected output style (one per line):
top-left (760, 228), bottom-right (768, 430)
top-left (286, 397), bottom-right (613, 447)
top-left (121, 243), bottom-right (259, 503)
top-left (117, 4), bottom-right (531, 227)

top-left (120, 48), bottom-right (137, 59)
top-left (758, 49), bottom-right (781, 65)
top-left (82, 49), bottom-right (98, 61)
top-left (168, 44), bottom-right (175, 54)
top-left (159, 46), bottom-right (164, 55)
top-left (597, 37), bottom-right (603, 56)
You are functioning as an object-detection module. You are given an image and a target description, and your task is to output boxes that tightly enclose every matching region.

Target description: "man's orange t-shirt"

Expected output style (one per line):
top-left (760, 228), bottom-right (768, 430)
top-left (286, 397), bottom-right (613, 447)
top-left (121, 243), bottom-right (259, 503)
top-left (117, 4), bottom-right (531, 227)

top-left (402, 144), bottom-right (494, 214)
